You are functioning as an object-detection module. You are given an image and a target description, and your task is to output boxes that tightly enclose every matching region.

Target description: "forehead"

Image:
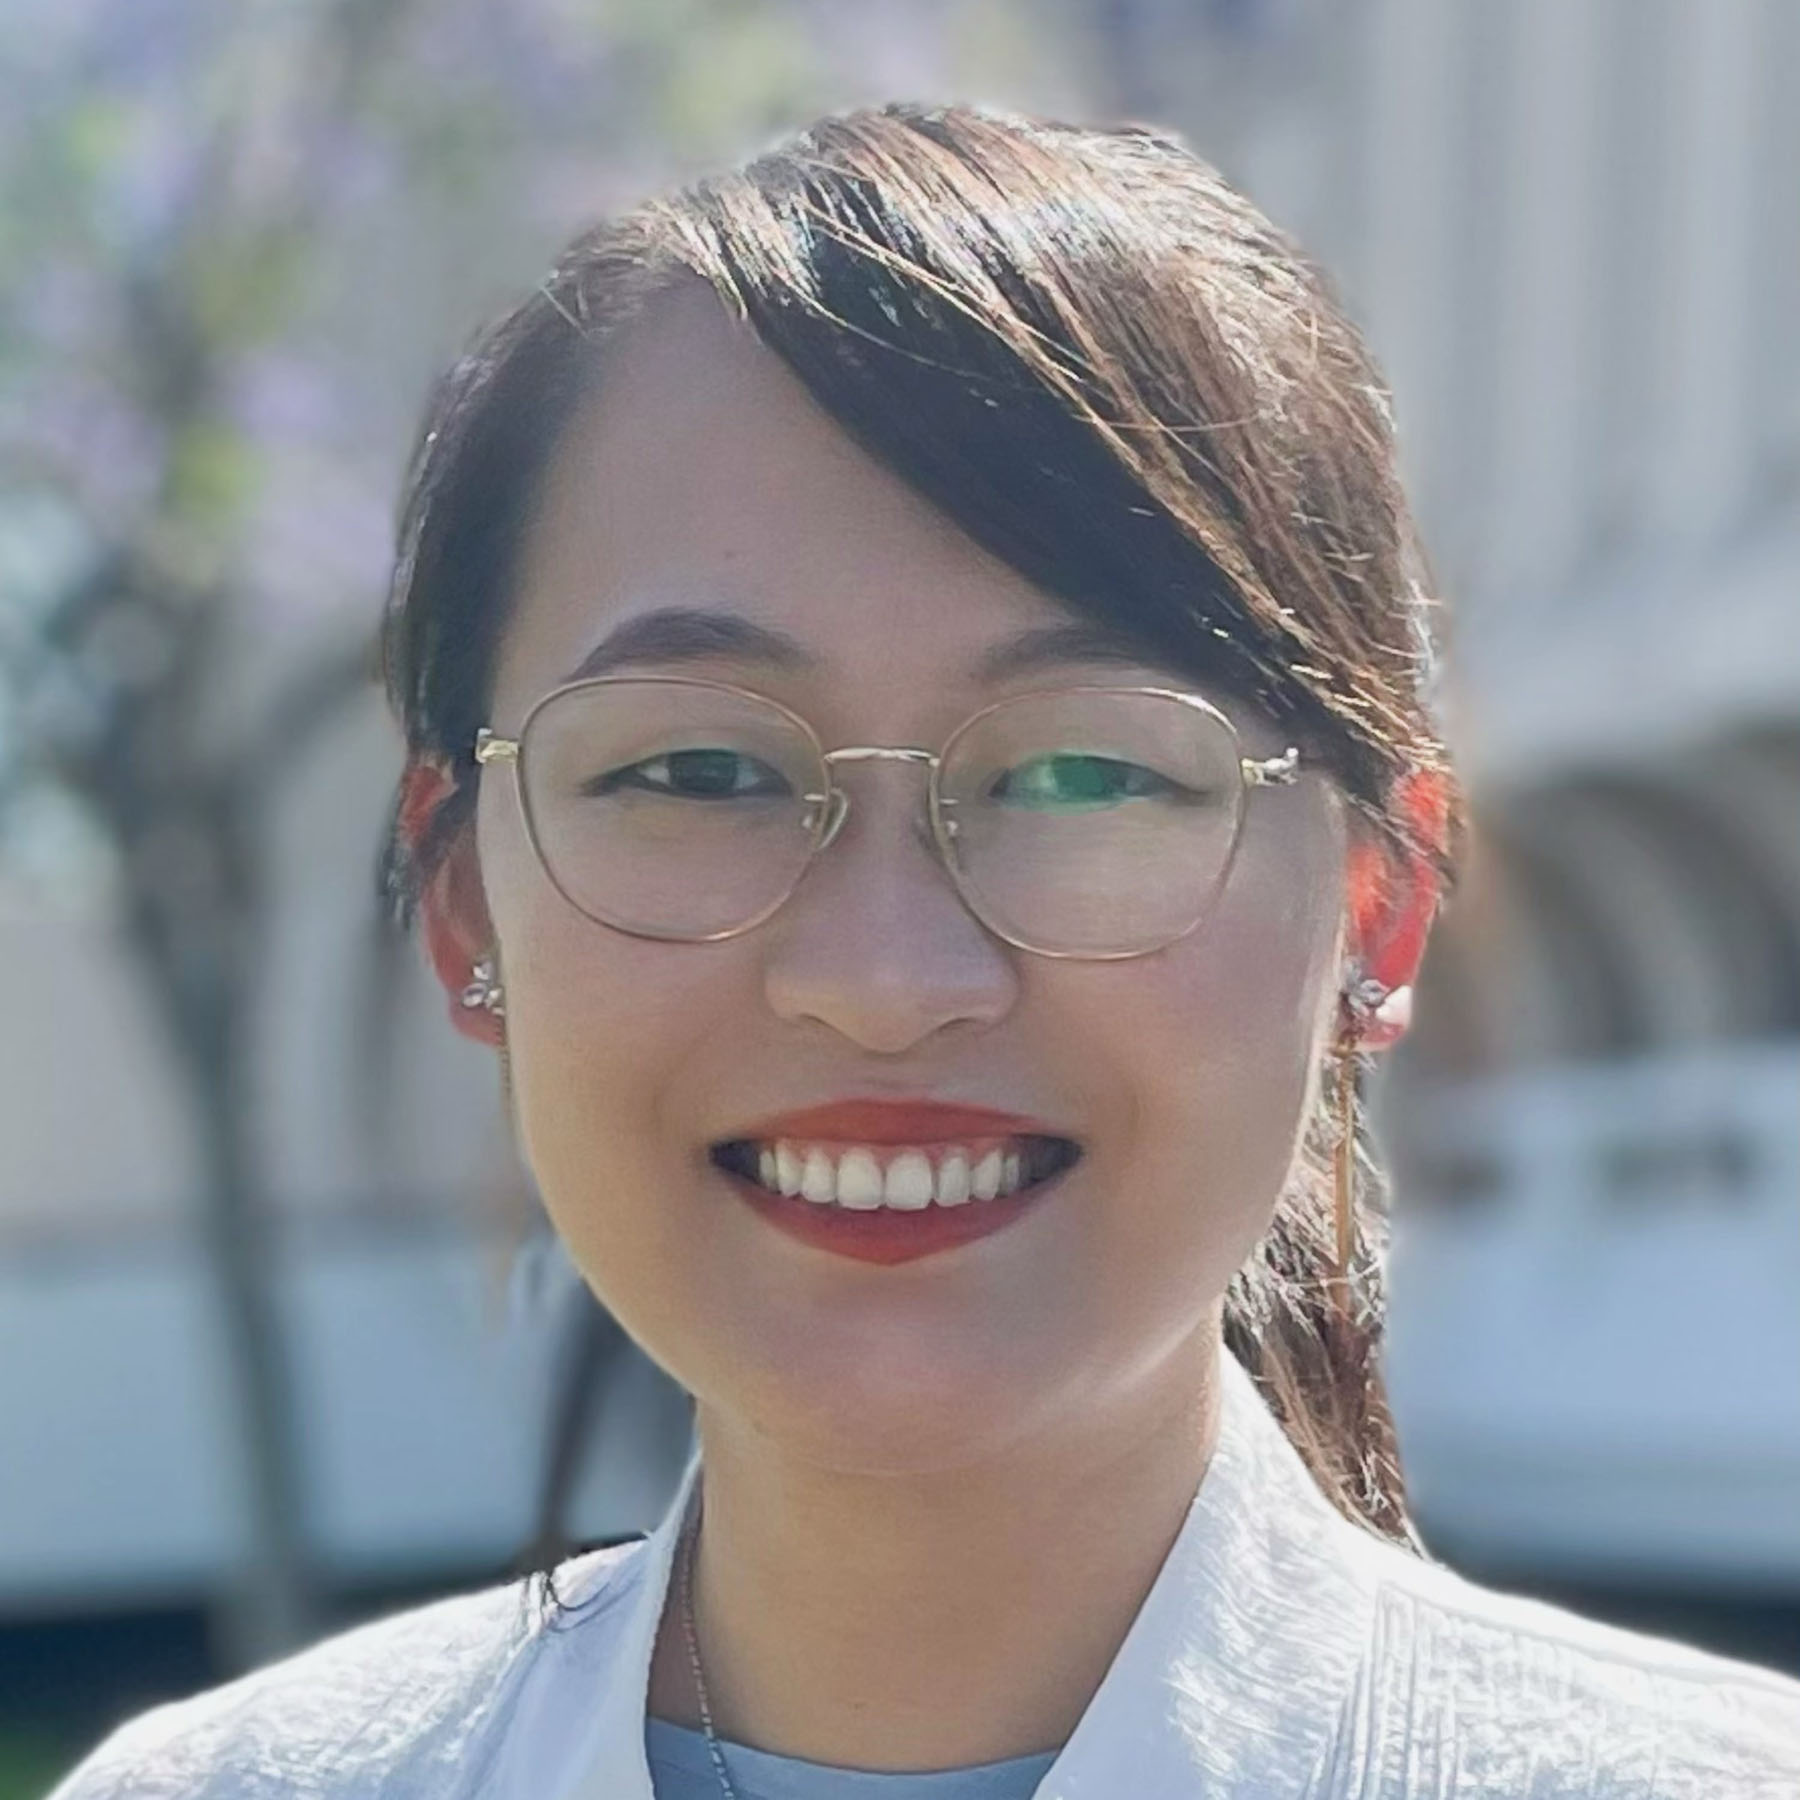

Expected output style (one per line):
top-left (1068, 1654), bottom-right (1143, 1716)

top-left (493, 285), bottom-right (1161, 723)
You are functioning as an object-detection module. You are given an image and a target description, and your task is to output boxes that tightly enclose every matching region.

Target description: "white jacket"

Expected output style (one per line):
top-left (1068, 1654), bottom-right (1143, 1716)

top-left (52, 1350), bottom-right (1800, 1798)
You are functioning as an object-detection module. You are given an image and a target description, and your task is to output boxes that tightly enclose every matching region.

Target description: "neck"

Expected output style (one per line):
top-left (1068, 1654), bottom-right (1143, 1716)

top-left (646, 1320), bottom-right (1224, 1773)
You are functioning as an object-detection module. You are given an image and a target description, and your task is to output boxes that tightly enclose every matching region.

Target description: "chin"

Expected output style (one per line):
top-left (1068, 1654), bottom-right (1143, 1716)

top-left (718, 1334), bottom-right (1059, 1476)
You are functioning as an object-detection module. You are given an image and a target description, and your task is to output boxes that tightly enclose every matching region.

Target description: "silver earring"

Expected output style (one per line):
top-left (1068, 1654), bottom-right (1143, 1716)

top-left (460, 955), bottom-right (505, 1018)
top-left (1342, 962), bottom-right (1391, 1028)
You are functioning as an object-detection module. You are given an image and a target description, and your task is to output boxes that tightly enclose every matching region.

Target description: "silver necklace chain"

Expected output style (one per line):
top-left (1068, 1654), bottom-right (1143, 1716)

top-left (677, 1496), bottom-right (742, 1800)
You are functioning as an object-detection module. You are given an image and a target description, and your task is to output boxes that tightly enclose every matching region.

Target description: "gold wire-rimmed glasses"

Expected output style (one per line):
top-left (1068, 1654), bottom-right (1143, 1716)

top-left (473, 676), bottom-right (1301, 960)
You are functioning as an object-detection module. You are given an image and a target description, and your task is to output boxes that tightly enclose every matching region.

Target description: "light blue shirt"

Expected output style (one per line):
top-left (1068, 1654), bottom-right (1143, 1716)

top-left (644, 1718), bottom-right (1057, 1800)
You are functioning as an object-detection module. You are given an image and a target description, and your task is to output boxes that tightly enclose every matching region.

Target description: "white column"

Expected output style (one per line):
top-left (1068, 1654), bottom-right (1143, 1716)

top-left (1749, 0), bottom-right (1800, 481)
top-left (1642, 0), bottom-right (1762, 545)
top-left (1477, 0), bottom-right (1606, 603)
top-left (1354, 0), bottom-right (1467, 552)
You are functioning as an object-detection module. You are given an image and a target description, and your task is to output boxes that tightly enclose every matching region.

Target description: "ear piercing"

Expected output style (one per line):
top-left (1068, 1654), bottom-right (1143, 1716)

top-left (460, 954), bottom-right (506, 1018)
top-left (1342, 956), bottom-right (1414, 1033)
top-left (1343, 970), bottom-right (1391, 1027)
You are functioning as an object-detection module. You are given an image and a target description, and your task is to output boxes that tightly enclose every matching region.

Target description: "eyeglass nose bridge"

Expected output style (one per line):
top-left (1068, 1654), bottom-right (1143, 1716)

top-left (804, 745), bottom-right (942, 853)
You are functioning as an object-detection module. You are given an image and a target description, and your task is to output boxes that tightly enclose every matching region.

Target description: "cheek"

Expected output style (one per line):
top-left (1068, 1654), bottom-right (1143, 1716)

top-left (1074, 818), bottom-right (1343, 1289)
top-left (475, 799), bottom-right (737, 1294)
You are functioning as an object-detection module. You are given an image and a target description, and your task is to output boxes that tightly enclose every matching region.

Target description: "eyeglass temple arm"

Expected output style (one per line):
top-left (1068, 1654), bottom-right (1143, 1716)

top-left (1242, 747), bottom-right (1301, 786)
top-left (473, 729), bottom-right (518, 765)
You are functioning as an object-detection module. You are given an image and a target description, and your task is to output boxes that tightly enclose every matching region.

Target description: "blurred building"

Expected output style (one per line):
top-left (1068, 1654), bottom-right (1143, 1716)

top-left (1140, 0), bottom-right (1800, 1602)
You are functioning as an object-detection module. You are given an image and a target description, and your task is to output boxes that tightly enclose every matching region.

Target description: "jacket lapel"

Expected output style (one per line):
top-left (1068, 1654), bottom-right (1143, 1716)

top-left (1032, 1352), bottom-right (1379, 1796)
top-left (564, 1440), bottom-right (704, 1799)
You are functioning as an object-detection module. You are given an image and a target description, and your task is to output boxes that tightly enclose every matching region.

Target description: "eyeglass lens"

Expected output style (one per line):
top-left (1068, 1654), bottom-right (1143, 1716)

top-left (516, 681), bottom-right (1247, 954)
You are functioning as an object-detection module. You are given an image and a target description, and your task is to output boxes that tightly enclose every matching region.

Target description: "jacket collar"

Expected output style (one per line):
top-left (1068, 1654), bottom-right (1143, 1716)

top-left (567, 1348), bottom-right (1381, 1798)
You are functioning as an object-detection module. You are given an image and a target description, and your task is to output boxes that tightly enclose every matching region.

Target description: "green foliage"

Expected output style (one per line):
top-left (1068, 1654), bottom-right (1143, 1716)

top-left (164, 420), bottom-right (259, 533)
top-left (185, 225), bottom-right (316, 348)
top-left (0, 1729), bottom-right (77, 1800)
top-left (604, 0), bottom-right (820, 151)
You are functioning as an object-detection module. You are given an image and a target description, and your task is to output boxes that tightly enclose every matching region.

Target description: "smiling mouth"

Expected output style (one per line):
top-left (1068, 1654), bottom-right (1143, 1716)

top-left (709, 1134), bottom-right (1082, 1211)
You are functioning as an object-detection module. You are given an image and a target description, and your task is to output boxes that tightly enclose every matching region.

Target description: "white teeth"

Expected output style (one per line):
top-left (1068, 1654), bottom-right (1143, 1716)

top-left (970, 1149), bottom-right (1003, 1201)
top-left (883, 1151), bottom-right (935, 1210)
top-left (935, 1151), bottom-right (971, 1207)
top-left (745, 1139), bottom-right (1055, 1209)
top-left (835, 1149), bottom-right (886, 1210)
top-left (800, 1148), bottom-right (837, 1205)
top-left (776, 1142), bottom-right (803, 1197)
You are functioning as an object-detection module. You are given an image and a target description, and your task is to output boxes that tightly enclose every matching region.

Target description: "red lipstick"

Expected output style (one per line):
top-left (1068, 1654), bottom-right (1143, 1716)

top-left (711, 1098), bottom-right (1080, 1267)
top-left (726, 1098), bottom-right (1056, 1145)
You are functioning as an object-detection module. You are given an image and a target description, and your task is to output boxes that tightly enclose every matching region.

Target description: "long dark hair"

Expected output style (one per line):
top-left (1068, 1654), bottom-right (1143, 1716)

top-left (382, 103), bottom-right (1466, 1562)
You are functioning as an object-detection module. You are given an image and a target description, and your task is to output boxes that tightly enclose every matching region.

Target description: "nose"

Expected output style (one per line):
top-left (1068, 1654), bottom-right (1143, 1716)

top-left (760, 766), bottom-right (1020, 1054)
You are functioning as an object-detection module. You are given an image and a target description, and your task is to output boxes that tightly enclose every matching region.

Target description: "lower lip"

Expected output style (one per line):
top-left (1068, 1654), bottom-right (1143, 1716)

top-left (723, 1165), bottom-right (1066, 1265)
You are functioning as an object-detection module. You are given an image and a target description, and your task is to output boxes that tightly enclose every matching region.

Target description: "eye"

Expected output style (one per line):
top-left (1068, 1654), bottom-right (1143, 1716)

top-left (582, 748), bottom-right (794, 800)
top-left (987, 753), bottom-right (1181, 810)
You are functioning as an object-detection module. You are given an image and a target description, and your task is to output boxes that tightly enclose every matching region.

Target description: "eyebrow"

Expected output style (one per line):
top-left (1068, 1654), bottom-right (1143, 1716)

top-left (561, 607), bottom-right (1161, 687)
top-left (969, 620), bottom-right (1164, 684)
top-left (561, 609), bottom-right (818, 682)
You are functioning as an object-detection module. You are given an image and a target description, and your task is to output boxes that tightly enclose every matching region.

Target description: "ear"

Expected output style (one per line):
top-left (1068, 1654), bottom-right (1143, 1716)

top-left (1340, 767), bottom-right (1449, 1051)
top-left (401, 759), bottom-right (506, 1049)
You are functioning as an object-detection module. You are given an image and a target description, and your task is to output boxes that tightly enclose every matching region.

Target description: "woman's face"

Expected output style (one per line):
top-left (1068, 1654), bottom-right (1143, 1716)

top-left (471, 286), bottom-right (1352, 1474)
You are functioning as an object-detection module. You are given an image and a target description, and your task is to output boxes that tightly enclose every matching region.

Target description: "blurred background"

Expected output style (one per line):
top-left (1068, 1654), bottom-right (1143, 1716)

top-left (2, 0), bottom-right (1796, 1791)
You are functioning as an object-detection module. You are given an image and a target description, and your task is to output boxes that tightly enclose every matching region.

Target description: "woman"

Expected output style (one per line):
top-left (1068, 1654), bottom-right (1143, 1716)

top-left (56, 103), bottom-right (1800, 1799)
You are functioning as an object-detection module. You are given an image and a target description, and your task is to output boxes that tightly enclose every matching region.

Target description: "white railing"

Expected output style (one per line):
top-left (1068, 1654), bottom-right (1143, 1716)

top-left (0, 1221), bottom-right (689, 1611)
top-left (1384, 1040), bottom-right (1800, 1586)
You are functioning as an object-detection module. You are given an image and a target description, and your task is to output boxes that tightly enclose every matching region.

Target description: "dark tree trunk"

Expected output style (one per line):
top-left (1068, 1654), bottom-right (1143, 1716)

top-left (124, 798), bottom-right (316, 1671)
